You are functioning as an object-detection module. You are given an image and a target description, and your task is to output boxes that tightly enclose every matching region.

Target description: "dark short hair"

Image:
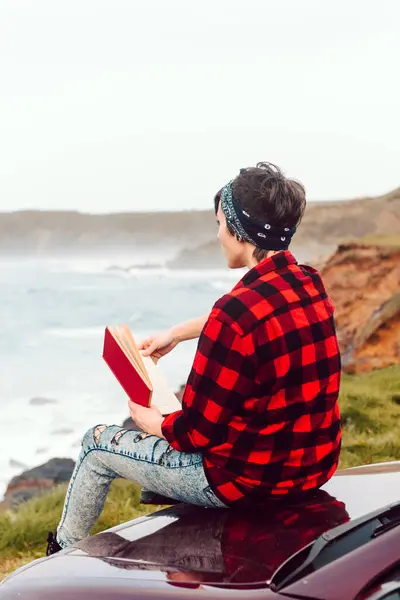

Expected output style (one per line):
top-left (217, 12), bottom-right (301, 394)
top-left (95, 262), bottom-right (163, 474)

top-left (214, 162), bottom-right (306, 261)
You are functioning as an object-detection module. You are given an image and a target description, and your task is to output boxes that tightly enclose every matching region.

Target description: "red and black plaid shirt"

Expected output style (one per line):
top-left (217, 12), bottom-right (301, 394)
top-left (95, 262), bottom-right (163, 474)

top-left (162, 251), bottom-right (342, 505)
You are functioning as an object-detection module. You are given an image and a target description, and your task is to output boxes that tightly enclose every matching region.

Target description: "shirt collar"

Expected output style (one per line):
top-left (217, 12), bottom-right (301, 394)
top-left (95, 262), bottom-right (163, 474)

top-left (233, 250), bottom-right (298, 290)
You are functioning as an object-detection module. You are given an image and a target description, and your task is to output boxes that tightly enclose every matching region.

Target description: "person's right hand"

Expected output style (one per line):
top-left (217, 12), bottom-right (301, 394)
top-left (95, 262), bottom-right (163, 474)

top-left (138, 329), bottom-right (178, 360)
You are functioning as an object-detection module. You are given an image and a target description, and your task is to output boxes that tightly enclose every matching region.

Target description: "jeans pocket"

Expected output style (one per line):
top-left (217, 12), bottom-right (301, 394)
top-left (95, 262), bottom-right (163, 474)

top-left (203, 485), bottom-right (226, 508)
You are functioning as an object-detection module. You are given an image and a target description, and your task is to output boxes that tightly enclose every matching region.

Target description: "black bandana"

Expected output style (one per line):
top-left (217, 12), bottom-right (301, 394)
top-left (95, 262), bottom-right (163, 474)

top-left (220, 180), bottom-right (296, 251)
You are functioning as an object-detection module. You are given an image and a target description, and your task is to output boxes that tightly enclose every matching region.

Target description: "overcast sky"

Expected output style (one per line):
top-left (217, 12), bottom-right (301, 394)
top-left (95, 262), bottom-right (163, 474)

top-left (0, 0), bottom-right (399, 213)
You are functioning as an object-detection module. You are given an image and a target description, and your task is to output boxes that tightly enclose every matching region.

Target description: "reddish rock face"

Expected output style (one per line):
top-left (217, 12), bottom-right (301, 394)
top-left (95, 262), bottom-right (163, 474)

top-left (322, 242), bottom-right (400, 373)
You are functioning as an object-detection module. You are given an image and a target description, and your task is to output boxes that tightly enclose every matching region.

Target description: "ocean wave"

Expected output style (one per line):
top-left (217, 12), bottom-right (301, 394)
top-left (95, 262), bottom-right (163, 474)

top-left (0, 393), bottom-right (130, 501)
top-left (0, 255), bottom-right (243, 281)
top-left (113, 267), bottom-right (241, 280)
top-left (210, 280), bottom-right (232, 292)
top-left (67, 284), bottom-right (127, 291)
top-left (44, 326), bottom-right (105, 339)
top-left (49, 259), bottom-right (137, 275)
top-left (47, 261), bottom-right (237, 280)
top-left (37, 256), bottom-right (169, 276)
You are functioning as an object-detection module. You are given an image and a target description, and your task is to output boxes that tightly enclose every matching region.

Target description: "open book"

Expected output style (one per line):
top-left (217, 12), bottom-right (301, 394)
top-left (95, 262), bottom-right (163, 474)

top-left (102, 325), bottom-right (181, 415)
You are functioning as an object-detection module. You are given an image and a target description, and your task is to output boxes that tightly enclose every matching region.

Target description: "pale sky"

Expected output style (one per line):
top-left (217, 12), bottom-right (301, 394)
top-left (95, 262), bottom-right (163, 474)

top-left (0, 0), bottom-right (399, 213)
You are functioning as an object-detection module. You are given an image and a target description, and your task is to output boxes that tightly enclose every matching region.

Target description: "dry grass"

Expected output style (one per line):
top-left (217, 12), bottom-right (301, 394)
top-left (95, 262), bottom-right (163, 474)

top-left (356, 233), bottom-right (400, 248)
top-left (0, 556), bottom-right (34, 580)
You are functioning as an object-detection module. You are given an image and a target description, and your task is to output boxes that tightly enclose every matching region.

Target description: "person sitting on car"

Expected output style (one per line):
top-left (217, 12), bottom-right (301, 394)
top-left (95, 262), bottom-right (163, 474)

top-left (47, 162), bottom-right (342, 554)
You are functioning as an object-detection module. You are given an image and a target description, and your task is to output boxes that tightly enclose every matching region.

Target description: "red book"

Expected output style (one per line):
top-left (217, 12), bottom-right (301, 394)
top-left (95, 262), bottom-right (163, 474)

top-left (102, 325), bottom-right (181, 414)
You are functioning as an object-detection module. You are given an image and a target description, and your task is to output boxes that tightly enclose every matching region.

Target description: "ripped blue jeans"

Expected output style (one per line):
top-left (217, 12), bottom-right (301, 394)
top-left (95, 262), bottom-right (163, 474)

top-left (57, 424), bottom-right (226, 548)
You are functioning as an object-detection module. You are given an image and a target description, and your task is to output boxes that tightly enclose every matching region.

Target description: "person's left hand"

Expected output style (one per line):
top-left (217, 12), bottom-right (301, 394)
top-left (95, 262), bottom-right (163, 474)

top-left (128, 400), bottom-right (165, 438)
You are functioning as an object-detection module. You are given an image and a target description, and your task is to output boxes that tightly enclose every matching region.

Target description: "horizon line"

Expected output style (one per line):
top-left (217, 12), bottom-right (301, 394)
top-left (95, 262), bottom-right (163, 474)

top-left (1, 185), bottom-right (398, 217)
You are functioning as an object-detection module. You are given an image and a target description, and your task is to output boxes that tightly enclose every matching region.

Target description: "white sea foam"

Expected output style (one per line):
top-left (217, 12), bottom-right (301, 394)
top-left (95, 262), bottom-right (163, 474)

top-left (44, 326), bottom-right (105, 339)
top-left (103, 266), bottom-right (242, 280)
top-left (48, 258), bottom-right (136, 275)
top-left (210, 280), bottom-right (232, 292)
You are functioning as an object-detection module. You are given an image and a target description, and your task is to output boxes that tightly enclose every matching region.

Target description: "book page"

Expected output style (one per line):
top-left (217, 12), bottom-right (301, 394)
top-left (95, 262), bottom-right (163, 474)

top-left (121, 325), bottom-right (151, 383)
top-left (142, 355), bottom-right (182, 415)
top-left (111, 325), bottom-right (151, 389)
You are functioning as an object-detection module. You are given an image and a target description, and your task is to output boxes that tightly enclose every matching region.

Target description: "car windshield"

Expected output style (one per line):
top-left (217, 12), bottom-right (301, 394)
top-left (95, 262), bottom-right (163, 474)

top-left (270, 500), bottom-right (400, 591)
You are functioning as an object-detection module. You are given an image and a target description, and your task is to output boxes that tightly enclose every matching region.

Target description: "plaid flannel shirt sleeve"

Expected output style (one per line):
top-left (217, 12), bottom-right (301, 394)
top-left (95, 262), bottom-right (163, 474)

top-left (161, 313), bottom-right (256, 453)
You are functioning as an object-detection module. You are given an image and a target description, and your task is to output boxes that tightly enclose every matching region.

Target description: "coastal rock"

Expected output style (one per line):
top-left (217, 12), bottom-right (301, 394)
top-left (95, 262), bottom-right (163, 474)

top-left (322, 242), bottom-right (400, 373)
top-left (167, 240), bottom-right (225, 269)
top-left (106, 263), bottom-right (163, 273)
top-left (51, 427), bottom-right (75, 435)
top-left (121, 417), bottom-right (144, 432)
top-left (3, 458), bottom-right (75, 507)
top-left (29, 396), bottom-right (58, 406)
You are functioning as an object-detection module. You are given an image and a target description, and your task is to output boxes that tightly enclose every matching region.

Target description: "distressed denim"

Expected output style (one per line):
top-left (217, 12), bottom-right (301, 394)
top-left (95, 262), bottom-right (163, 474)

top-left (57, 424), bottom-right (226, 548)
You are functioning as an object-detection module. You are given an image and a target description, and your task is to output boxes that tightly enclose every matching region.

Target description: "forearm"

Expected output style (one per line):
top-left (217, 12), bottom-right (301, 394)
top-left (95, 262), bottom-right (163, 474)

top-left (171, 314), bottom-right (208, 343)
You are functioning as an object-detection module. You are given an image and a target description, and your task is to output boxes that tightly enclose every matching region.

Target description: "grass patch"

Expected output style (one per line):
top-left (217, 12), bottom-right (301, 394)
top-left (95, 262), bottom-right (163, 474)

top-left (0, 479), bottom-right (156, 580)
top-left (1, 366), bottom-right (400, 580)
top-left (339, 365), bottom-right (400, 468)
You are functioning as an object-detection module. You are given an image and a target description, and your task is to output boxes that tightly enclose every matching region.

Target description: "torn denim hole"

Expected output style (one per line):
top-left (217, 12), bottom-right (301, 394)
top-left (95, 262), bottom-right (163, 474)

top-left (94, 424), bottom-right (108, 446)
top-left (133, 432), bottom-right (152, 443)
top-left (111, 429), bottom-right (129, 446)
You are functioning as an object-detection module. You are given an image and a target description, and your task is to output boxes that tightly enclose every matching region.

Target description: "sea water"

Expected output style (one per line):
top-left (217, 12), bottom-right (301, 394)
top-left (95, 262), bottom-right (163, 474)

top-left (0, 257), bottom-right (241, 499)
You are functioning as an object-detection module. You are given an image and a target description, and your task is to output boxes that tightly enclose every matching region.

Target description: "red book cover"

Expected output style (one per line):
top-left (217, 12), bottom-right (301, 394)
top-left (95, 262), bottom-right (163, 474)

top-left (102, 326), bottom-right (151, 407)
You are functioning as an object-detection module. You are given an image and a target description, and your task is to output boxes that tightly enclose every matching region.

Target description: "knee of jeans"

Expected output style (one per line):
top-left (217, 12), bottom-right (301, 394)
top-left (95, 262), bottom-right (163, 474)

top-left (82, 424), bottom-right (108, 449)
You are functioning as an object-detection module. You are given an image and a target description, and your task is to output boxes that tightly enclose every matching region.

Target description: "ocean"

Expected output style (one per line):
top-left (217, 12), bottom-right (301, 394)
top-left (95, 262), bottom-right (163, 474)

top-left (0, 256), bottom-right (242, 499)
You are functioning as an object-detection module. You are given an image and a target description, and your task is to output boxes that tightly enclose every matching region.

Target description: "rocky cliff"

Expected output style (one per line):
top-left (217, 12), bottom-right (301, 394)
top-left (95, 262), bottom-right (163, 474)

top-left (0, 209), bottom-right (215, 257)
top-left (0, 188), bottom-right (399, 266)
top-left (322, 240), bottom-right (400, 373)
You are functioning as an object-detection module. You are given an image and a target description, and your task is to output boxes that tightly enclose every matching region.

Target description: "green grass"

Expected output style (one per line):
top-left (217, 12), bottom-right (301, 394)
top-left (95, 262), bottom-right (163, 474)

top-left (339, 365), bottom-right (400, 468)
top-left (1, 365), bottom-right (400, 580)
top-left (0, 479), bottom-right (156, 580)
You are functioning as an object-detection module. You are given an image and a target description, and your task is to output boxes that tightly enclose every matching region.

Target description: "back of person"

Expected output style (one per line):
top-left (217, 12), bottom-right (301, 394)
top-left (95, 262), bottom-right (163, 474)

top-left (163, 163), bottom-right (341, 505)
top-left (200, 251), bottom-right (341, 503)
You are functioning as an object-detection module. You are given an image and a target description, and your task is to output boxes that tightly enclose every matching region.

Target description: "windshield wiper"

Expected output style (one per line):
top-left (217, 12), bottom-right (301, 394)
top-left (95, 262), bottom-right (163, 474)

top-left (270, 500), bottom-right (400, 591)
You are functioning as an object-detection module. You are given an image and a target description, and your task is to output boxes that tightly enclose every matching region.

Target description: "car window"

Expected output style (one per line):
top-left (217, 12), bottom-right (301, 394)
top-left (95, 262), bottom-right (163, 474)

top-left (271, 502), bottom-right (400, 591)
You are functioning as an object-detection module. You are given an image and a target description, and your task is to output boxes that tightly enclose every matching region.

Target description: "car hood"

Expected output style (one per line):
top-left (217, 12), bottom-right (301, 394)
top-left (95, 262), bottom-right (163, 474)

top-left (4, 463), bottom-right (400, 591)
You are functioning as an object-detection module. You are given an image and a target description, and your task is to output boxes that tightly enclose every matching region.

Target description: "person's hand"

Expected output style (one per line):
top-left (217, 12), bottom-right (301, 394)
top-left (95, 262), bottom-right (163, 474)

top-left (128, 400), bottom-right (165, 438)
top-left (138, 329), bottom-right (178, 360)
